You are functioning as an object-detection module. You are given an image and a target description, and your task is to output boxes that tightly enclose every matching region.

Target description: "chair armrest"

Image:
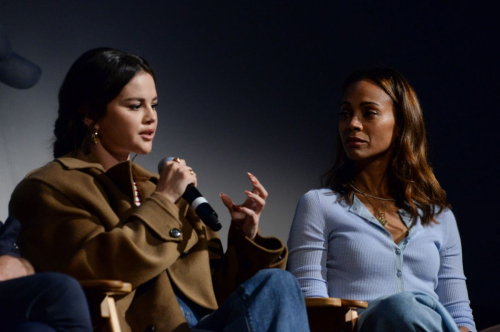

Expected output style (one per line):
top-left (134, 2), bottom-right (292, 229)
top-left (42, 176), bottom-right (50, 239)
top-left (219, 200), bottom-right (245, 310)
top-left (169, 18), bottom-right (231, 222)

top-left (79, 280), bottom-right (132, 296)
top-left (305, 298), bottom-right (368, 332)
top-left (78, 280), bottom-right (131, 332)
top-left (306, 297), bottom-right (368, 309)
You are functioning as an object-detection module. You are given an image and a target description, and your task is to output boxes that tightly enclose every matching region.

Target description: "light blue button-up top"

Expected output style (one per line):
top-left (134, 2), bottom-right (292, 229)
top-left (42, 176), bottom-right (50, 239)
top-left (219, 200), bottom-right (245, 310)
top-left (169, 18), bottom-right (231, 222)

top-left (287, 189), bottom-right (476, 331)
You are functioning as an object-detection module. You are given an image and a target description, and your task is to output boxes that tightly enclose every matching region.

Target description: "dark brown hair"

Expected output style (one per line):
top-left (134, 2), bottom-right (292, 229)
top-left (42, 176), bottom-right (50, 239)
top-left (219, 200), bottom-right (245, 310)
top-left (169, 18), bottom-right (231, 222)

top-left (323, 67), bottom-right (450, 226)
top-left (53, 48), bottom-right (155, 158)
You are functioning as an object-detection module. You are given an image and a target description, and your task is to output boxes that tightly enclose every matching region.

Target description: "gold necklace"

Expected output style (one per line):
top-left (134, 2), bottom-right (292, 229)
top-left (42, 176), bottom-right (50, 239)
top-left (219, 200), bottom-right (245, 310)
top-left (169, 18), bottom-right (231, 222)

top-left (362, 193), bottom-right (389, 226)
top-left (349, 182), bottom-right (396, 202)
top-left (349, 182), bottom-right (395, 227)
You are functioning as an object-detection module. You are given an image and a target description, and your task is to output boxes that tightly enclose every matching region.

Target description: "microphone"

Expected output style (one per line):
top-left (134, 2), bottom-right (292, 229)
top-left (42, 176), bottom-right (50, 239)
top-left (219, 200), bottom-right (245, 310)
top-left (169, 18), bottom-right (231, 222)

top-left (157, 157), bottom-right (222, 232)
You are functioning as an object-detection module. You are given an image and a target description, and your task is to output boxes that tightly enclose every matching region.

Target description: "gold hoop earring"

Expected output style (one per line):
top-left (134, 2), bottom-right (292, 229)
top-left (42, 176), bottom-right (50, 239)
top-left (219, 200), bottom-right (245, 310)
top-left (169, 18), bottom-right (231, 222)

top-left (91, 129), bottom-right (99, 144)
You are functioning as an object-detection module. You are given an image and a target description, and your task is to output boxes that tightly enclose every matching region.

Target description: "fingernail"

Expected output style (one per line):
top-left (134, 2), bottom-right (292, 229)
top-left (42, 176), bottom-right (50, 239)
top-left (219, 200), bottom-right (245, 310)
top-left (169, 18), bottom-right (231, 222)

top-left (219, 192), bottom-right (224, 197)
top-left (247, 172), bottom-right (257, 183)
top-left (245, 190), bottom-right (253, 196)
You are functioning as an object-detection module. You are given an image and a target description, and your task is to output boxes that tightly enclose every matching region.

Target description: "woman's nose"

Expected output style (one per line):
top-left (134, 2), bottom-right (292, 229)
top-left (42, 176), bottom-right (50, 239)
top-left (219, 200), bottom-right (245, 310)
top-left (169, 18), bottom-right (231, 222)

top-left (348, 116), bottom-right (362, 131)
top-left (144, 106), bottom-right (157, 124)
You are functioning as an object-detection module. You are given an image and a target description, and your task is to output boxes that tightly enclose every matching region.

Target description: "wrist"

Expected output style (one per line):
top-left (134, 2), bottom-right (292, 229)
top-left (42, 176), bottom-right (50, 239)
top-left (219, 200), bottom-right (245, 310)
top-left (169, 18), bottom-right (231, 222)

top-left (155, 188), bottom-right (179, 204)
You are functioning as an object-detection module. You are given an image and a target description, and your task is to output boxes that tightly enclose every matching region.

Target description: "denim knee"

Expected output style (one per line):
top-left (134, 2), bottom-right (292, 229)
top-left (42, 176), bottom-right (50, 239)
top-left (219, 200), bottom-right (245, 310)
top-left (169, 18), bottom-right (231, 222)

top-left (357, 291), bottom-right (459, 332)
top-left (251, 268), bottom-right (300, 292)
top-left (8, 321), bottom-right (57, 332)
top-left (238, 268), bottom-right (304, 309)
top-left (35, 272), bottom-right (85, 298)
top-left (367, 291), bottom-right (437, 320)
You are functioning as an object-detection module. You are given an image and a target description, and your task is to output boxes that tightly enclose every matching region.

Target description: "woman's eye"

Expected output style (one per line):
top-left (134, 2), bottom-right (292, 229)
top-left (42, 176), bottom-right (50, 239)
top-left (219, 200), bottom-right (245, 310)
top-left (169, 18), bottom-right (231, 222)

top-left (130, 104), bottom-right (141, 110)
top-left (339, 110), bottom-right (350, 119)
top-left (152, 103), bottom-right (158, 110)
top-left (364, 110), bottom-right (378, 117)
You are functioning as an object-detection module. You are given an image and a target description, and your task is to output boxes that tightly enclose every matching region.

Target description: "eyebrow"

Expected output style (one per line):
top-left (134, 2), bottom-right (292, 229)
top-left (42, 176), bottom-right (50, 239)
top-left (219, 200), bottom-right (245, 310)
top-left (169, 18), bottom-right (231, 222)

top-left (341, 101), bottom-right (381, 107)
top-left (123, 97), bottom-right (158, 102)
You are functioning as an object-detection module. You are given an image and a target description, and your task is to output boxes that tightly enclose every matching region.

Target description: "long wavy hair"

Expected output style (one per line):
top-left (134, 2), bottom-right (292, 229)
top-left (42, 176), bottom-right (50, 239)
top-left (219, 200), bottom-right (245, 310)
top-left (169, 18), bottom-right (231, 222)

top-left (53, 48), bottom-right (155, 158)
top-left (322, 67), bottom-right (450, 226)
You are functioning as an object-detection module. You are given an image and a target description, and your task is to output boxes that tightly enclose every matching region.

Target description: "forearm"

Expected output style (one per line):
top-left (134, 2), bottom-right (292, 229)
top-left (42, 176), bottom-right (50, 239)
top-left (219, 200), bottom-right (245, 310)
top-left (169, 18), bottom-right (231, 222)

top-left (287, 191), bottom-right (330, 297)
top-left (437, 211), bottom-right (476, 332)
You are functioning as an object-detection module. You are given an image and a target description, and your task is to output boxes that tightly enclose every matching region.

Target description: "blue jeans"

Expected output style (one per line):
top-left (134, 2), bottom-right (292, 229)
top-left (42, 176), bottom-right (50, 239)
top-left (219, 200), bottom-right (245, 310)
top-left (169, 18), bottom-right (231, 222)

top-left (357, 291), bottom-right (460, 332)
top-left (175, 269), bottom-right (310, 332)
top-left (0, 272), bottom-right (92, 332)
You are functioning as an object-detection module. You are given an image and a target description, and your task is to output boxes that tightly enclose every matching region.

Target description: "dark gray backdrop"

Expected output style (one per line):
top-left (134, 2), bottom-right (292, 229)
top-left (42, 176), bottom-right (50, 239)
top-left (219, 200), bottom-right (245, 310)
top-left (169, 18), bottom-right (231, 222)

top-left (1, 1), bottom-right (498, 329)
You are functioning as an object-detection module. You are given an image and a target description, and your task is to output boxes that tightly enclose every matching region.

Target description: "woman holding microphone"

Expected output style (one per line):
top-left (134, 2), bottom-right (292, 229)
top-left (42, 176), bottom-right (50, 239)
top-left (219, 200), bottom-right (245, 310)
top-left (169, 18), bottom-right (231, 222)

top-left (9, 48), bottom-right (309, 332)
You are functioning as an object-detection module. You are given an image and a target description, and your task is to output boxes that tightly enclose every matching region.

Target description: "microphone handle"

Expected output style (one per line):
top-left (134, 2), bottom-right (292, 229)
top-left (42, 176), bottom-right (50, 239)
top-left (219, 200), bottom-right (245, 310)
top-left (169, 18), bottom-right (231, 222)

top-left (157, 157), bottom-right (222, 232)
top-left (182, 185), bottom-right (222, 232)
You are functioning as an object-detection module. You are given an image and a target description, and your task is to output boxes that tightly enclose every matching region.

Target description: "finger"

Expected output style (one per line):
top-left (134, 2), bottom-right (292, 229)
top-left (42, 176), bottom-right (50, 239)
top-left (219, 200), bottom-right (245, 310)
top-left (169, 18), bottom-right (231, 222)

top-left (168, 158), bottom-right (187, 166)
top-left (163, 162), bottom-right (194, 180)
top-left (183, 165), bottom-right (196, 183)
top-left (245, 190), bottom-right (265, 211)
top-left (188, 171), bottom-right (197, 187)
top-left (236, 205), bottom-right (258, 221)
top-left (219, 192), bottom-right (235, 209)
top-left (161, 160), bottom-right (182, 173)
top-left (247, 172), bottom-right (268, 199)
top-left (170, 157), bottom-right (187, 167)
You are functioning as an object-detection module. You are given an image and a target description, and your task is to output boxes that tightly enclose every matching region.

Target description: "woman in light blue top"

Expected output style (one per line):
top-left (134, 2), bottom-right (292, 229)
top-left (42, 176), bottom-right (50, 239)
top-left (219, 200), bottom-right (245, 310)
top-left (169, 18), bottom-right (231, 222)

top-left (287, 68), bottom-right (476, 332)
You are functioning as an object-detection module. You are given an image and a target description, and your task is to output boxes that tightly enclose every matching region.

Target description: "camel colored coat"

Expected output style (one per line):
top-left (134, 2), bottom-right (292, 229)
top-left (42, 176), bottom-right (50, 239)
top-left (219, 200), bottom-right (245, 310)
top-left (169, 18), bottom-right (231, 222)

top-left (9, 154), bottom-right (287, 332)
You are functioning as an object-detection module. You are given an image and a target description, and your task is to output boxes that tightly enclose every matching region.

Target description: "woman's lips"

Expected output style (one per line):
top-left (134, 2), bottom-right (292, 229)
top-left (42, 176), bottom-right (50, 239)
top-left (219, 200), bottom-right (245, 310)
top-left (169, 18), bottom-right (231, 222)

top-left (345, 137), bottom-right (366, 146)
top-left (139, 130), bottom-right (155, 141)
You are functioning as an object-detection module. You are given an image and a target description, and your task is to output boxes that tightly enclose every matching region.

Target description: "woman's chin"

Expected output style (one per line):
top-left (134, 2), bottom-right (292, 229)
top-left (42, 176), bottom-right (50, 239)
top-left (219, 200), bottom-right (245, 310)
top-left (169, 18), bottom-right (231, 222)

top-left (345, 152), bottom-right (365, 161)
top-left (133, 144), bottom-right (153, 155)
top-left (134, 149), bottom-right (152, 156)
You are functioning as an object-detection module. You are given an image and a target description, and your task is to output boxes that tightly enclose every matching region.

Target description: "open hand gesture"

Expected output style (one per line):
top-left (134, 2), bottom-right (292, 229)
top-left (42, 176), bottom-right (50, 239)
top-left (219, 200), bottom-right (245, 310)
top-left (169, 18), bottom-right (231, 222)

top-left (220, 172), bottom-right (267, 240)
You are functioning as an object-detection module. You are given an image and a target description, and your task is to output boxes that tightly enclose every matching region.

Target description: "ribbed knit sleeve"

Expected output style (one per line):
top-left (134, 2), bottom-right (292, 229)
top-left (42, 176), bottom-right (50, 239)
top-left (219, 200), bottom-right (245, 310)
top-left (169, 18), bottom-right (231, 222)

top-left (287, 190), bottom-right (329, 297)
top-left (436, 211), bottom-right (476, 332)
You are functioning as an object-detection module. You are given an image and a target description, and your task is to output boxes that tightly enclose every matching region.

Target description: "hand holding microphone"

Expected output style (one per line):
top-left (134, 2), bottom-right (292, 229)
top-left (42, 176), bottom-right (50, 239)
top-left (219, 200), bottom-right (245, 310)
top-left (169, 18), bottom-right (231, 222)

top-left (157, 157), bottom-right (222, 232)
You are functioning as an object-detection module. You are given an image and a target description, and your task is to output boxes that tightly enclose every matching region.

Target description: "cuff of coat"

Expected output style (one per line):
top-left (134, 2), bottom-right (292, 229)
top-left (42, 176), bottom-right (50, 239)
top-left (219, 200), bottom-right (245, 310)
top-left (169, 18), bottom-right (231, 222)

top-left (229, 224), bottom-right (287, 270)
top-left (130, 192), bottom-right (184, 242)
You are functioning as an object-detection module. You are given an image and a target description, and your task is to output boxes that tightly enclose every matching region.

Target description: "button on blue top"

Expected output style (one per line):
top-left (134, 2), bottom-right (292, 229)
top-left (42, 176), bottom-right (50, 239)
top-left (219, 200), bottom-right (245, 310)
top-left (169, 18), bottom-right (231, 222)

top-left (395, 248), bottom-right (401, 255)
top-left (397, 270), bottom-right (402, 277)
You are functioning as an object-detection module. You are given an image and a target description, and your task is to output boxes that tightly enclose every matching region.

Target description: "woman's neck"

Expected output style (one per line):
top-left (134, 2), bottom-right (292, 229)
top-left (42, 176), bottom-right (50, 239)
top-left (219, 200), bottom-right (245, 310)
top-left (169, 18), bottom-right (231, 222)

top-left (87, 144), bottom-right (130, 171)
top-left (353, 157), bottom-right (392, 198)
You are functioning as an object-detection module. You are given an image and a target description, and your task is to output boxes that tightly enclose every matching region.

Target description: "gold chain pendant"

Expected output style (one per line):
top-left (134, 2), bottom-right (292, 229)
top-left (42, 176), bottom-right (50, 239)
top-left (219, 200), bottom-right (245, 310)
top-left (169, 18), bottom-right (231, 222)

top-left (378, 215), bottom-right (388, 226)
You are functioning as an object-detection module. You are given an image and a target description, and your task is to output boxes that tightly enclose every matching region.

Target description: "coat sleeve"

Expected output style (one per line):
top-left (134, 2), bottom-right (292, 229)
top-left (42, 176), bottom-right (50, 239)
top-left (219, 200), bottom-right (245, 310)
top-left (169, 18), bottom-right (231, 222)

top-left (209, 222), bottom-right (288, 304)
top-left (0, 217), bottom-right (21, 257)
top-left (9, 177), bottom-right (195, 289)
top-left (436, 211), bottom-right (476, 332)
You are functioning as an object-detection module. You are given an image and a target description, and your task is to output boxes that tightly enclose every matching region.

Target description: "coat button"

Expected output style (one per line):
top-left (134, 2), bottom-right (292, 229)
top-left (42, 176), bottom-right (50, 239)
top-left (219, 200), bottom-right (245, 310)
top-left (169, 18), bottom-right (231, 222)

top-left (145, 325), bottom-right (156, 332)
top-left (170, 228), bottom-right (182, 238)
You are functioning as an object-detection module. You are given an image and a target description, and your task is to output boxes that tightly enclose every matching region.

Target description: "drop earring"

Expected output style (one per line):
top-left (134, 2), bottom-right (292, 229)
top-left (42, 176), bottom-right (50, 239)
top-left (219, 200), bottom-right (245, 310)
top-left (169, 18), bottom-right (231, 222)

top-left (91, 128), bottom-right (99, 144)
